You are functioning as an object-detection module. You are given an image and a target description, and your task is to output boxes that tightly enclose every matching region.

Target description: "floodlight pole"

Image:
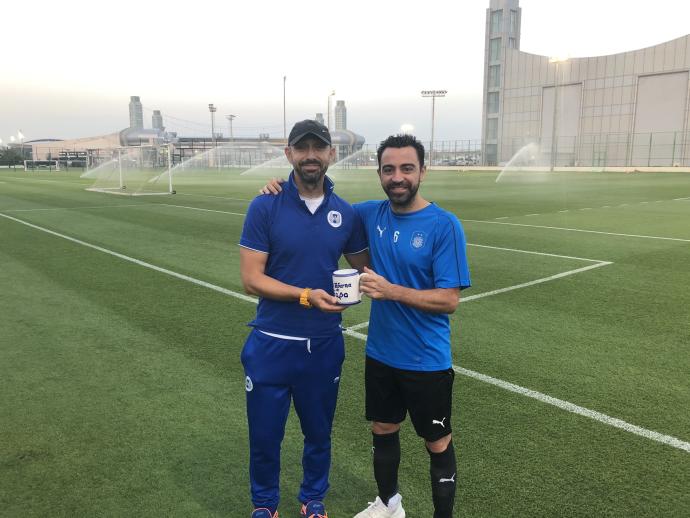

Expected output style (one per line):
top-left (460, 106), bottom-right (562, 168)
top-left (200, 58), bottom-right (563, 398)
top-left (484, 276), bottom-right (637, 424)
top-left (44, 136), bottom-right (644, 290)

top-left (421, 90), bottom-right (447, 169)
top-left (226, 114), bottom-right (237, 142)
top-left (283, 76), bottom-right (287, 144)
top-left (208, 103), bottom-right (217, 148)
top-left (327, 90), bottom-right (335, 131)
top-left (549, 57), bottom-right (568, 171)
top-left (117, 149), bottom-right (123, 189)
top-left (167, 144), bottom-right (173, 193)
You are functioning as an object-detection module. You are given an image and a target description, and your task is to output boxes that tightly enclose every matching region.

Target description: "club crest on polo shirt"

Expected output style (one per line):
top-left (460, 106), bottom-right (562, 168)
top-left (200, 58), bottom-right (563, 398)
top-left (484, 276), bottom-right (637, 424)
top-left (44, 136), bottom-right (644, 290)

top-left (411, 231), bottom-right (426, 249)
top-left (245, 376), bottom-right (253, 392)
top-left (327, 210), bottom-right (342, 228)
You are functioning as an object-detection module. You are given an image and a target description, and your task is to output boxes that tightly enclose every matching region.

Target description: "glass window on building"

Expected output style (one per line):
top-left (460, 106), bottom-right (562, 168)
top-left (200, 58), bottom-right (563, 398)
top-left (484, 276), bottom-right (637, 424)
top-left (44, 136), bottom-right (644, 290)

top-left (486, 118), bottom-right (498, 140)
top-left (485, 144), bottom-right (498, 165)
top-left (487, 92), bottom-right (499, 113)
top-left (489, 65), bottom-right (501, 88)
top-left (490, 10), bottom-right (503, 34)
top-left (510, 10), bottom-right (518, 34)
top-left (490, 38), bottom-right (501, 61)
top-left (508, 37), bottom-right (516, 49)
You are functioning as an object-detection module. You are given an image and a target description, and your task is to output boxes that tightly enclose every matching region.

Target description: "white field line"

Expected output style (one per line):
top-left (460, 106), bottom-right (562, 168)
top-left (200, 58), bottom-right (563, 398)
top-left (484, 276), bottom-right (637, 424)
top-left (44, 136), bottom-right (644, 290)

top-left (461, 262), bottom-right (611, 302)
top-left (1, 210), bottom-right (688, 453)
top-left (175, 192), bottom-right (252, 202)
top-left (0, 212), bottom-right (258, 305)
top-left (158, 203), bottom-right (246, 216)
top-left (464, 219), bottom-right (690, 243)
top-left (347, 321), bottom-right (371, 331)
top-left (468, 243), bottom-right (608, 263)
top-left (1, 203), bottom-right (247, 217)
top-left (347, 262), bottom-right (612, 329)
top-left (4, 176), bottom-right (86, 185)
top-left (3, 203), bottom-right (158, 212)
top-left (454, 366), bottom-right (690, 453)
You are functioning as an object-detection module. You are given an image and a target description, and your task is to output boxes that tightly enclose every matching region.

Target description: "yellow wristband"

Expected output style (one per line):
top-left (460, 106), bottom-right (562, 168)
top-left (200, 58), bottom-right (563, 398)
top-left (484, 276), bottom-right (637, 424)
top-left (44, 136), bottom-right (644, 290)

top-left (299, 288), bottom-right (313, 308)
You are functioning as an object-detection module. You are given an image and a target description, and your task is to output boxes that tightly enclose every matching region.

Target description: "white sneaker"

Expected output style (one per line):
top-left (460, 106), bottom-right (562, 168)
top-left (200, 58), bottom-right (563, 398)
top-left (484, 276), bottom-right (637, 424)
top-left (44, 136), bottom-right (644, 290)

top-left (353, 495), bottom-right (405, 518)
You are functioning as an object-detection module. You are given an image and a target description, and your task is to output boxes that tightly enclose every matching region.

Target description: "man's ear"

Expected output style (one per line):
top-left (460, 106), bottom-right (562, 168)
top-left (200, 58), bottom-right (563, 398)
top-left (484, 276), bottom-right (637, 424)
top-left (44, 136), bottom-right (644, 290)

top-left (329, 146), bottom-right (336, 163)
top-left (284, 147), bottom-right (292, 161)
top-left (420, 165), bottom-right (427, 181)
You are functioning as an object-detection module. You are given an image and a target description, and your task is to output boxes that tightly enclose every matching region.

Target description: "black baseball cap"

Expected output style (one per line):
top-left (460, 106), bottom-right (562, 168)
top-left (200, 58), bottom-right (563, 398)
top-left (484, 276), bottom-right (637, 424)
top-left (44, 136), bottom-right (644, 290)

top-left (288, 119), bottom-right (331, 146)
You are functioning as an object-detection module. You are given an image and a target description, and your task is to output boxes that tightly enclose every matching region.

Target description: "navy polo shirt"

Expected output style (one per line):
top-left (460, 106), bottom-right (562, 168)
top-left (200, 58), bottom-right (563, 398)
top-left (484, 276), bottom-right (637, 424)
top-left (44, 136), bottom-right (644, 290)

top-left (239, 172), bottom-right (368, 337)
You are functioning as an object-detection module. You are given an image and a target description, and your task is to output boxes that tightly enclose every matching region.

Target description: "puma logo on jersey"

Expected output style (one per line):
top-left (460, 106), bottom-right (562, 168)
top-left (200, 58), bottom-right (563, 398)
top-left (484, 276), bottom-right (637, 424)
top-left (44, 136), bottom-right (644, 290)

top-left (439, 473), bottom-right (456, 483)
top-left (376, 225), bottom-right (386, 237)
top-left (432, 417), bottom-right (447, 428)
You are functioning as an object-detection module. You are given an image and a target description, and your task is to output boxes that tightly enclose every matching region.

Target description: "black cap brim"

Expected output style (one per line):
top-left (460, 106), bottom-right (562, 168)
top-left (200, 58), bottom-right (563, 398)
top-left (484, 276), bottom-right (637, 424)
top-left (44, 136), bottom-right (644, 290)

top-left (288, 131), bottom-right (331, 147)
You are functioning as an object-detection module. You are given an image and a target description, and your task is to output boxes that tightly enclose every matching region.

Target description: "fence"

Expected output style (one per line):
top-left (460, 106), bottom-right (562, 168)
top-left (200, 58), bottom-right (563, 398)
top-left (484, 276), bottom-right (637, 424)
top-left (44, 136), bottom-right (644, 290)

top-left (509, 131), bottom-right (690, 168)
top-left (22, 132), bottom-right (690, 170)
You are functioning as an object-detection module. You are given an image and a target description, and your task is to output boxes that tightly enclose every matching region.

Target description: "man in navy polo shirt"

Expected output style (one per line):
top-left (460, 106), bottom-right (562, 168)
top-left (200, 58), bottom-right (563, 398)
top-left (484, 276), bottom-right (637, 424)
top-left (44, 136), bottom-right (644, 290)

top-left (239, 120), bottom-right (368, 518)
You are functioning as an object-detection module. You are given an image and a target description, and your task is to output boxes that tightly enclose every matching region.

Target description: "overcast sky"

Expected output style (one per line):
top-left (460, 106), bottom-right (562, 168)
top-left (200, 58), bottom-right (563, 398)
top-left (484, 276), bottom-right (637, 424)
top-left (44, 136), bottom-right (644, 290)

top-left (1, 0), bottom-right (688, 145)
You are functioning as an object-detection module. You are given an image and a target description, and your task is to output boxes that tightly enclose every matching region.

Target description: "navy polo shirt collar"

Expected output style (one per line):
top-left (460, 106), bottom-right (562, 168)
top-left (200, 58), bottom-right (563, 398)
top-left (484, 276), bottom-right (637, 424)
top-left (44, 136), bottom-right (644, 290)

top-left (286, 171), bottom-right (335, 203)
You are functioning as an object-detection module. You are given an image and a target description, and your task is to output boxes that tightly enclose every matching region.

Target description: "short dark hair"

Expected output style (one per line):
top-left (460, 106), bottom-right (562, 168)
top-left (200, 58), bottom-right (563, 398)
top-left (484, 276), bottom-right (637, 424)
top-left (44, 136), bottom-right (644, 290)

top-left (376, 134), bottom-right (425, 169)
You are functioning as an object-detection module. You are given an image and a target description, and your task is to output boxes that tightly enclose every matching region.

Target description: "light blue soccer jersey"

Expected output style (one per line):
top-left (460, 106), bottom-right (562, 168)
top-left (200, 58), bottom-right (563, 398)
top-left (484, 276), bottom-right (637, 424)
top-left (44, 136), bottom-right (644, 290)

top-left (354, 200), bottom-right (471, 371)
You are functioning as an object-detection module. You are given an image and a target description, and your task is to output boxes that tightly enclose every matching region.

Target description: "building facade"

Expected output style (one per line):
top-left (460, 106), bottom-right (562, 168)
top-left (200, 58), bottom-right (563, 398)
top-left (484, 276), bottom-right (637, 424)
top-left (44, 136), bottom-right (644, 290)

top-left (482, 0), bottom-right (690, 166)
top-left (335, 100), bottom-right (347, 130)
top-left (129, 96), bottom-right (144, 129)
top-left (152, 110), bottom-right (164, 131)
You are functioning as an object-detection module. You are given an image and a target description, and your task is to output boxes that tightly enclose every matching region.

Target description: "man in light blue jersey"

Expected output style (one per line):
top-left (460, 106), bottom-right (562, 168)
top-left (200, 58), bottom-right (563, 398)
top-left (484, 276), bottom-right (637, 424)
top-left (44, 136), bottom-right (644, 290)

top-left (353, 135), bottom-right (470, 518)
top-left (259, 134), bottom-right (471, 517)
top-left (240, 120), bottom-right (368, 518)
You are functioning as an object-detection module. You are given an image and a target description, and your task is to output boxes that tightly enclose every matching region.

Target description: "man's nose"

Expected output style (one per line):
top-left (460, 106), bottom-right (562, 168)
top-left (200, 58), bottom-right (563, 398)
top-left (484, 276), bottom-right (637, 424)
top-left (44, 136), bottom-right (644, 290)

top-left (304, 145), bottom-right (320, 157)
top-left (390, 168), bottom-right (405, 182)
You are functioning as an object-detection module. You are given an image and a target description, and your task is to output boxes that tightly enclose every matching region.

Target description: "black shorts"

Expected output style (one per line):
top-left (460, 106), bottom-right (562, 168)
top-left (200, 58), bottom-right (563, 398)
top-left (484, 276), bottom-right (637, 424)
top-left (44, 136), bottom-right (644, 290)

top-left (365, 356), bottom-right (455, 442)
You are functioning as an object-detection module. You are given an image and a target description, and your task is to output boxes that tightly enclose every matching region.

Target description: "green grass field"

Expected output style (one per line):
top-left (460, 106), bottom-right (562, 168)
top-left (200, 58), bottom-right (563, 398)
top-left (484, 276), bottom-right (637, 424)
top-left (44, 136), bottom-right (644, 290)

top-left (1, 167), bottom-right (689, 517)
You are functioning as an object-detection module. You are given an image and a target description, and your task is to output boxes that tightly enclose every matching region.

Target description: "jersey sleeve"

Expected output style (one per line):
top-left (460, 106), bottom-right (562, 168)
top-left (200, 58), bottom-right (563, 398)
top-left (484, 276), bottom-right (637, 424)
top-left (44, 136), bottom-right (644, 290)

top-left (344, 205), bottom-right (369, 255)
top-left (432, 213), bottom-right (472, 290)
top-left (239, 196), bottom-right (271, 253)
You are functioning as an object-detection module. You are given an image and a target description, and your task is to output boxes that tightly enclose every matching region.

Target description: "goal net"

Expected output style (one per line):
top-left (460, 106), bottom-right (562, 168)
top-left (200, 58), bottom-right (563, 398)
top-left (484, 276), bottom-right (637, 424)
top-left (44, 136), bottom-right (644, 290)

top-left (82, 145), bottom-right (174, 196)
top-left (24, 160), bottom-right (60, 171)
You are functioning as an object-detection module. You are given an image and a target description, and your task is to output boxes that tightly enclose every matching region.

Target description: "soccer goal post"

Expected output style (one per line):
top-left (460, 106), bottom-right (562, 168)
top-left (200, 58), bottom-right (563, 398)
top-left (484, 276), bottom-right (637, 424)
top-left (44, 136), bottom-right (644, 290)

top-left (82, 145), bottom-right (175, 196)
top-left (24, 160), bottom-right (60, 171)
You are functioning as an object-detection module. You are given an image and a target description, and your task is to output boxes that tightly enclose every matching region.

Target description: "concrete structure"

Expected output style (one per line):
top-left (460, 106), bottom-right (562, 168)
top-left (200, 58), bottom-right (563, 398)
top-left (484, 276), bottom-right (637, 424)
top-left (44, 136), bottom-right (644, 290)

top-left (331, 129), bottom-right (365, 161)
top-left (152, 110), bottom-right (164, 131)
top-left (335, 100), bottom-right (347, 130)
top-left (30, 128), bottom-right (166, 161)
top-left (482, 0), bottom-right (690, 166)
top-left (315, 113), bottom-right (325, 125)
top-left (129, 96), bottom-right (143, 129)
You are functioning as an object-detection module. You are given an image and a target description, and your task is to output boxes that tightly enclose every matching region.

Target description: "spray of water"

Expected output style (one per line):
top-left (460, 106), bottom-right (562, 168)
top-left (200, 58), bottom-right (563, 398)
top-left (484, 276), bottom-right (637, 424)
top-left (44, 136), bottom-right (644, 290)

top-left (495, 142), bottom-right (554, 183)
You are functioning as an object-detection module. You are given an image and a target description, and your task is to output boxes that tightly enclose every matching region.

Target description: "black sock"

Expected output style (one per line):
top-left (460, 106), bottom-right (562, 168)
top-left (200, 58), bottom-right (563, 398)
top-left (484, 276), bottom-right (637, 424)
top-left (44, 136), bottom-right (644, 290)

top-left (372, 431), bottom-right (400, 505)
top-left (428, 439), bottom-right (457, 518)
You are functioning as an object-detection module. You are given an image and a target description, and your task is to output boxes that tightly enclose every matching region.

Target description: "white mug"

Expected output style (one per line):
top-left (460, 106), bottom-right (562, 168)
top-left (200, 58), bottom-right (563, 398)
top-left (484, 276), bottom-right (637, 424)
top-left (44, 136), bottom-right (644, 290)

top-left (332, 268), bottom-right (366, 305)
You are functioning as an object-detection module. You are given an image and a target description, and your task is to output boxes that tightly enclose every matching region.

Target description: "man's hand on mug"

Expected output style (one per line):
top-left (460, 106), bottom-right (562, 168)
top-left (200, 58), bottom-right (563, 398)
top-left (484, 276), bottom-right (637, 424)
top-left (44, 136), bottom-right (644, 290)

top-left (309, 288), bottom-right (347, 313)
top-left (359, 267), bottom-right (395, 301)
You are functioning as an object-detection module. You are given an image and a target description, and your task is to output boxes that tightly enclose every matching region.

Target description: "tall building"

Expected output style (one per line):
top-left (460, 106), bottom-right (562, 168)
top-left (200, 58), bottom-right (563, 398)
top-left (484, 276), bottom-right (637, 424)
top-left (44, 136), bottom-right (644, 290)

top-left (481, 0), bottom-right (521, 165)
top-left (481, 0), bottom-right (690, 166)
top-left (152, 110), bottom-right (164, 131)
top-left (129, 96), bottom-right (144, 129)
top-left (315, 113), bottom-right (325, 125)
top-left (335, 100), bottom-right (347, 130)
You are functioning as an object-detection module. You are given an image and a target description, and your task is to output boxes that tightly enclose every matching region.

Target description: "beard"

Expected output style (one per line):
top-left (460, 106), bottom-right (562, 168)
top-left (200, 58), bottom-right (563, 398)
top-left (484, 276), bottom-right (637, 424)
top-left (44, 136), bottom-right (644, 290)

top-left (383, 179), bottom-right (420, 208)
top-left (294, 159), bottom-right (328, 186)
